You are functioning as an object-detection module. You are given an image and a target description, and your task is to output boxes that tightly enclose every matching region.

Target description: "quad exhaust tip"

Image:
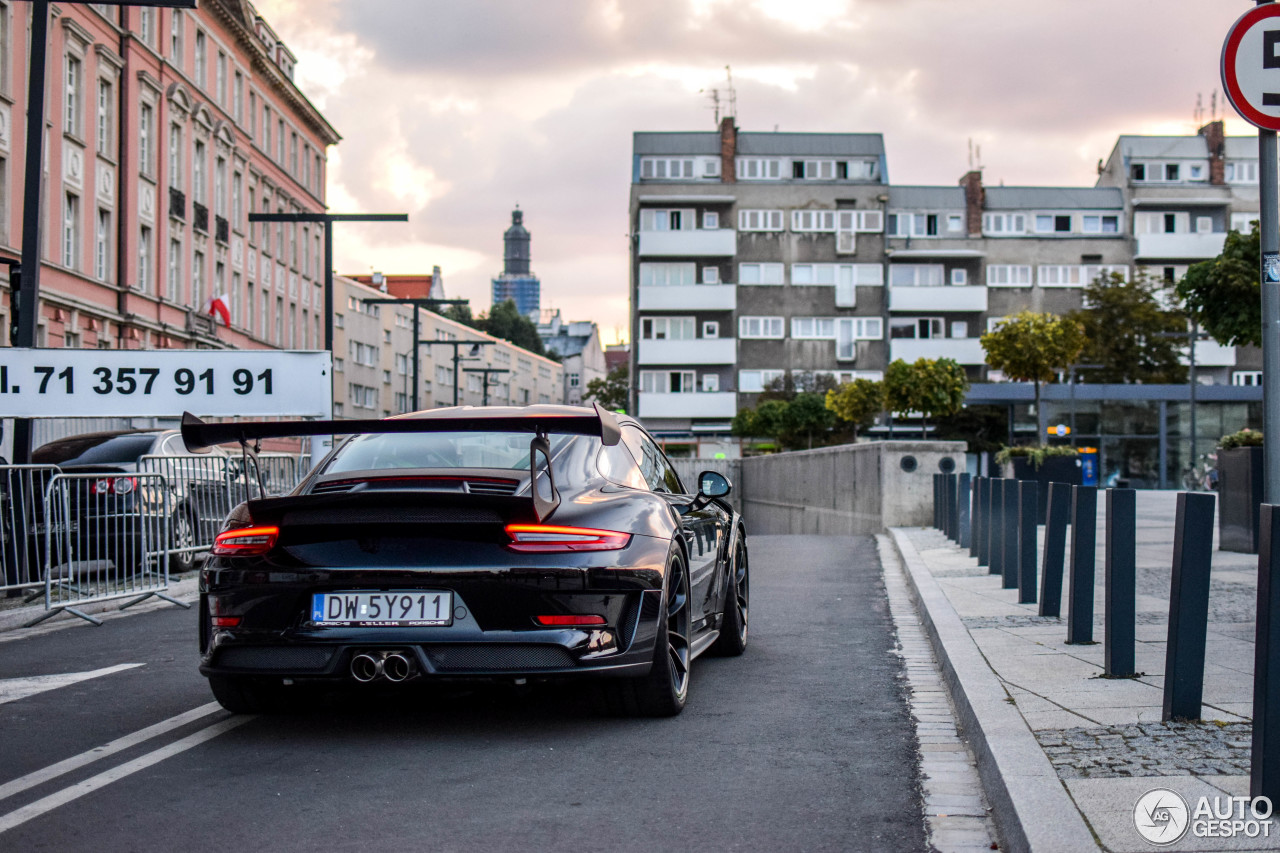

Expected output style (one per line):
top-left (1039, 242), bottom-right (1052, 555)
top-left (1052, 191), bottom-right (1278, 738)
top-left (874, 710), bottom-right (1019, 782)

top-left (350, 651), bottom-right (413, 683)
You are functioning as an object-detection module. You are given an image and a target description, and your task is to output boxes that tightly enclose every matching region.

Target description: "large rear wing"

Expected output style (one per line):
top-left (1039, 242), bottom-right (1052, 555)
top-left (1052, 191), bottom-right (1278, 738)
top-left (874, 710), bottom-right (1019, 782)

top-left (179, 404), bottom-right (623, 521)
top-left (179, 403), bottom-right (623, 451)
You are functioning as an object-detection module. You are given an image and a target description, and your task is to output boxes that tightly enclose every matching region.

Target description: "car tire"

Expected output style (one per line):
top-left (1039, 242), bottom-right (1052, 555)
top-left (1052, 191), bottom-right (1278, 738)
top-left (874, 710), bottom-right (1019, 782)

top-left (168, 509), bottom-right (197, 574)
top-left (207, 675), bottom-right (295, 714)
top-left (598, 548), bottom-right (690, 717)
top-left (710, 532), bottom-right (749, 657)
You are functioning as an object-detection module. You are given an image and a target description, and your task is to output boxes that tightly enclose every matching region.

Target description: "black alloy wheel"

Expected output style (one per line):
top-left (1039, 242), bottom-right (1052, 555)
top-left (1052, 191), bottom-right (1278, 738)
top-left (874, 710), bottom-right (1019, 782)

top-left (710, 532), bottom-right (748, 656)
top-left (599, 548), bottom-right (691, 717)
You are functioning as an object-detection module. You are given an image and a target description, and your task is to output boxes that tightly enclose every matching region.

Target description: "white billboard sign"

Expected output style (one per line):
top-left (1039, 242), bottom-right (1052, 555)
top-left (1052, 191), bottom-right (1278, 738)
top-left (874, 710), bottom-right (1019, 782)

top-left (0, 349), bottom-right (332, 419)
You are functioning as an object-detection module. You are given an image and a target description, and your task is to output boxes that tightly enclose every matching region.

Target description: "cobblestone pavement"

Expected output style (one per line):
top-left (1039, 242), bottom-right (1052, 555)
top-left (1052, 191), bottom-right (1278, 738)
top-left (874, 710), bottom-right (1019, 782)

top-left (1037, 722), bottom-right (1254, 779)
top-left (878, 535), bottom-right (998, 853)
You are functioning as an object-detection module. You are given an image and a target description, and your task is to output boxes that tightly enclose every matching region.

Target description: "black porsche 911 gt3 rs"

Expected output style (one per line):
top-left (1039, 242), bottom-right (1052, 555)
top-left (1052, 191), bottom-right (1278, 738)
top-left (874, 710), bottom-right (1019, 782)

top-left (182, 404), bottom-right (748, 717)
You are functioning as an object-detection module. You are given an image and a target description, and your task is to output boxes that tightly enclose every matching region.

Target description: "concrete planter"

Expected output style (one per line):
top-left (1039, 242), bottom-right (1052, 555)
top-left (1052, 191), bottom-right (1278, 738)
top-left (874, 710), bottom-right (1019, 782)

top-left (1010, 455), bottom-right (1083, 524)
top-left (1218, 446), bottom-right (1263, 553)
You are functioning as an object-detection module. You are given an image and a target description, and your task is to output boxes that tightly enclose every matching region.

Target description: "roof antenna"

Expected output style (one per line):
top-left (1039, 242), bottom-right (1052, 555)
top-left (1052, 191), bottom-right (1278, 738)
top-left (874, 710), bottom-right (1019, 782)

top-left (725, 65), bottom-right (737, 120)
top-left (1211, 90), bottom-right (1218, 122)
top-left (968, 138), bottom-right (973, 170)
top-left (1194, 92), bottom-right (1204, 127)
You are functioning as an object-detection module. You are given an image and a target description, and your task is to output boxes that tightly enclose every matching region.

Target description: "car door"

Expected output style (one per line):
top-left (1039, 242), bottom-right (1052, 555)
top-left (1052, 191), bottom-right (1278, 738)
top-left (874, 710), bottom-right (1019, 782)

top-left (621, 426), bottom-right (724, 627)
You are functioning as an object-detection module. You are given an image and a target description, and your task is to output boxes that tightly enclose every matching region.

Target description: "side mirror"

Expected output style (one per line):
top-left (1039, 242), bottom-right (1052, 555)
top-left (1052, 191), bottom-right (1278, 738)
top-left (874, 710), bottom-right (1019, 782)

top-left (697, 470), bottom-right (731, 499)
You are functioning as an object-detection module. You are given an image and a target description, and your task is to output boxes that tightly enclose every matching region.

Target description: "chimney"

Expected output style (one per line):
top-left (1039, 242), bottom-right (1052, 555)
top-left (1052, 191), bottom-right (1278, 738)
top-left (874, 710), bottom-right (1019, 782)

top-left (1198, 120), bottom-right (1226, 185)
top-left (959, 170), bottom-right (985, 238)
top-left (719, 117), bottom-right (737, 183)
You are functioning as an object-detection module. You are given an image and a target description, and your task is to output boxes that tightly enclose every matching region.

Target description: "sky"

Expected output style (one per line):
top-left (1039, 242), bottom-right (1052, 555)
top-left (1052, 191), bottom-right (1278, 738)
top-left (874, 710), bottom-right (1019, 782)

top-left (253, 0), bottom-right (1262, 345)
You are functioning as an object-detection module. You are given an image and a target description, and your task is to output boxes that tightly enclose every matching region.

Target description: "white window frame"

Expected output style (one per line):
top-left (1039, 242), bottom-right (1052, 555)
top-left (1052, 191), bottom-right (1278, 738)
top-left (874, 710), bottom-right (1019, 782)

top-left (982, 213), bottom-right (1026, 236)
top-left (639, 262), bottom-right (696, 287)
top-left (701, 266), bottom-right (719, 285)
top-left (1038, 265), bottom-right (1083, 287)
top-left (737, 209), bottom-right (784, 232)
top-left (701, 374), bottom-right (719, 393)
top-left (738, 316), bottom-right (784, 339)
top-left (836, 317), bottom-right (882, 360)
top-left (738, 369), bottom-right (784, 393)
top-left (889, 264), bottom-right (945, 287)
top-left (739, 262), bottom-right (784, 285)
top-left (639, 208), bottom-right (695, 232)
top-left (791, 317), bottom-right (836, 340)
top-left (736, 158), bottom-right (782, 180)
top-left (792, 210), bottom-right (836, 232)
top-left (640, 316), bottom-right (696, 340)
top-left (702, 321), bottom-right (719, 338)
top-left (639, 157), bottom-right (695, 180)
top-left (1233, 371), bottom-right (1263, 387)
top-left (701, 210), bottom-right (719, 230)
top-left (986, 264), bottom-right (1031, 287)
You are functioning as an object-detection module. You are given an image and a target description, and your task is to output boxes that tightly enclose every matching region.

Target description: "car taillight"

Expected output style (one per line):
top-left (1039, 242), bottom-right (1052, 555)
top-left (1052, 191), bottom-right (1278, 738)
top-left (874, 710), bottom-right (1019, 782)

top-left (504, 524), bottom-right (631, 552)
top-left (534, 614), bottom-right (607, 626)
top-left (211, 525), bottom-right (279, 556)
top-left (91, 476), bottom-right (137, 495)
top-left (211, 616), bottom-right (242, 628)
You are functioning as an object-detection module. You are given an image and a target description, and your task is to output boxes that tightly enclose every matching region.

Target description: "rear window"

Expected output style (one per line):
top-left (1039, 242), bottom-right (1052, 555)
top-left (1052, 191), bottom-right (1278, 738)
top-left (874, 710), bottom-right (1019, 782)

top-left (324, 431), bottom-right (572, 474)
top-left (33, 434), bottom-right (157, 466)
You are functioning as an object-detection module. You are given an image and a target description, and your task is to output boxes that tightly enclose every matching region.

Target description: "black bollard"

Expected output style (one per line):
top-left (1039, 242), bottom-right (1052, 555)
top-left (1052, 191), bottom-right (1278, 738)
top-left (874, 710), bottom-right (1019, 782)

top-left (942, 473), bottom-right (953, 538)
top-left (970, 478), bottom-right (983, 560)
top-left (1018, 480), bottom-right (1038, 604)
top-left (957, 473), bottom-right (972, 549)
top-left (1253, 505), bottom-right (1280, 801)
top-left (989, 479), bottom-right (1005, 578)
top-left (1104, 489), bottom-right (1137, 678)
top-left (946, 474), bottom-right (960, 541)
top-left (1039, 482), bottom-right (1071, 618)
top-left (977, 478), bottom-right (990, 566)
top-left (936, 473), bottom-right (947, 527)
top-left (1066, 486), bottom-right (1098, 644)
top-left (1162, 491), bottom-right (1216, 721)
top-left (1002, 478), bottom-right (1019, 590)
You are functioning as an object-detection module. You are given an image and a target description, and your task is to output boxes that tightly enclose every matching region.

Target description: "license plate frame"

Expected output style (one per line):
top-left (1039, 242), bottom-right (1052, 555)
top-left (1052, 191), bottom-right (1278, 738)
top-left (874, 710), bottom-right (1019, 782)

top-left (311, 590), bottom-right (454, 627)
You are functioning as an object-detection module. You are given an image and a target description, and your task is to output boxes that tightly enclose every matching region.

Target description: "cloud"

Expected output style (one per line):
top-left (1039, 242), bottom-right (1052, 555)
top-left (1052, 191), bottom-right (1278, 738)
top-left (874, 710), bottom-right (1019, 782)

top-left (252, 0), bottom-right (1256, 340)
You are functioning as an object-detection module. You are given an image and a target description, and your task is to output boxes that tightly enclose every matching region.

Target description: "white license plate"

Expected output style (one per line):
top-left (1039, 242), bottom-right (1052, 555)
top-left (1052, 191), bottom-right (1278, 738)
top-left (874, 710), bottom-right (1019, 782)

top-left (311, 591), bottom-right (453, 627)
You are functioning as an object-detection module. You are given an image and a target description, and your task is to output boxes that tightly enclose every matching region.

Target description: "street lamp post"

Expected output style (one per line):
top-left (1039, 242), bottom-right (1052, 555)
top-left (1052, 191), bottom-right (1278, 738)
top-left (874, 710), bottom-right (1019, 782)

top-left (418, 340), bottom-right (496, 406)
top-left (359, 297), bottom-right (470, 411)
top-left (462, 367), bottom-right (510, 406)
top-left (7, 0), bottom-right (199, 464)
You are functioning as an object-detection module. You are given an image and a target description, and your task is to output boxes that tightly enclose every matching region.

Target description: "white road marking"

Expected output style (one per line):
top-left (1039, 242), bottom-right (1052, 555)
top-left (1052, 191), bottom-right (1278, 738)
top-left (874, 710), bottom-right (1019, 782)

top-left (0, 702), bottom-right (222, 803)
top-left (0, 664), bottom-right (145, 706)
top-left (0, 715), bottom-right (254, 834)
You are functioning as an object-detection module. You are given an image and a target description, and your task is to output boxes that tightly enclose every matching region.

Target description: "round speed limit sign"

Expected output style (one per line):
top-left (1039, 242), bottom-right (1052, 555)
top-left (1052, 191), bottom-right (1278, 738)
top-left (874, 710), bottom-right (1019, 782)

top-left (1222, 4), bottom-right (1280, 130)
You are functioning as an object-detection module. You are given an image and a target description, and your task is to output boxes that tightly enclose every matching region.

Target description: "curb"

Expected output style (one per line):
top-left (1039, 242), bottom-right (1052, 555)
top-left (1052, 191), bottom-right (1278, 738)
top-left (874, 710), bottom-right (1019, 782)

top-left (0, 575), bottom-right (200, 639)
top-left (889, 527), bottom-right (1099, 853)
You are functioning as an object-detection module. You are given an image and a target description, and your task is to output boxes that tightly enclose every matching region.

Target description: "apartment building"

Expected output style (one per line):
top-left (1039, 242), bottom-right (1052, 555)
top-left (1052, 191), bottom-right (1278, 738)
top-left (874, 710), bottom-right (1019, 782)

top-left (333, 275), bottom-right (564, 418)
top-left (537, 310), bottom-right (606, 406)
top-left (630, 119), bottom-right (1265, 455)
top-left (0, 1), bottom-right (338, 356)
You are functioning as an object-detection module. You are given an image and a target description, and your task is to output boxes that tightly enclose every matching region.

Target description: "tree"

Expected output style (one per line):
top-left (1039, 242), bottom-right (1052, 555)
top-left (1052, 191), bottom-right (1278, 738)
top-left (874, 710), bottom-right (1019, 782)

top-left (441, 303), bottom-right (477, 328)
top-left (1071, 270), bottom-right (1187, 384)
top-left (981, 311), bottom-right (1085, 437)
top-left (1177, 223), bottom-right (1262, 347)
top-left (825, 378), bottom-right (883, 440)
top-left (759, 370), bottom-right (839, 403)
top-left (785, 392), bottom-right (837, 449)
top-left (583, 363), bottom-right (628, 413)
top-left (480, 299), bottom-right (547, 356)
top-left (883, 358), bottom-right (969, 438)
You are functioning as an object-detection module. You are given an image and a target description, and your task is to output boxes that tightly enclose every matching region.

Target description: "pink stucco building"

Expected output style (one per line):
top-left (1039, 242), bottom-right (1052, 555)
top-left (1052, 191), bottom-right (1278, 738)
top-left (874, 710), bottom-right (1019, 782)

top-left (0, 0), bottom-right (339, 352)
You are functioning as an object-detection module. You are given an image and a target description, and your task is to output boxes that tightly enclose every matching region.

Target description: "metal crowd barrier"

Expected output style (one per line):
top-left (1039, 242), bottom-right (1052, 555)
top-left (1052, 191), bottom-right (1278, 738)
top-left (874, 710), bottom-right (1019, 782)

top-left (137, 454), bottom-right (238, 564)
top-left (257, 452), bottom-right (310, 496)
top-left (29, 472), bottom-right (189, 626)
top-left (0, 464), bottom-right (63, 597)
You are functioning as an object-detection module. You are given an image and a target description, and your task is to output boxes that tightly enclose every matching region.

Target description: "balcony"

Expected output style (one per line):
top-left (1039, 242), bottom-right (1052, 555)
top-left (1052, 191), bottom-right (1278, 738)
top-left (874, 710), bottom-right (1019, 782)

top-left (889, 285), bottom-right (988, 312)
top-left (193, 202), bottom-right (210, 234)
top-left (637, 283), bottom-right (736, 312)
top-left (168, 187), bottom-right (186, 221)
top-left (639, 392), bottom-right (738, 419)
top-left (215, 215), bottom-right (230, 244)
top-left (1135, 232), bottom-right (1227, 260)
top-left (638, 229), bottom-right (737, 257)
top-left (890, 337), bottom-right (986, 365)
top-left (637, 337), bottom-right (736, 365)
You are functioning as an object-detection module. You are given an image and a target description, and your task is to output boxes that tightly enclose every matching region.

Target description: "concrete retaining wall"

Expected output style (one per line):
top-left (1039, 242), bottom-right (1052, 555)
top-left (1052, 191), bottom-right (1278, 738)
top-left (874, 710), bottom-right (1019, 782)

top-left (740, 441), bottom-right (967, 535)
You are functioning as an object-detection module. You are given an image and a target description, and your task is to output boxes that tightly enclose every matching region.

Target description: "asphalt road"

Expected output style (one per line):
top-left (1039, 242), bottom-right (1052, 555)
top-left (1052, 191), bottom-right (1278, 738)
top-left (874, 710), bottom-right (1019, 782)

top-left (0, 535), bottom-right (925, 853)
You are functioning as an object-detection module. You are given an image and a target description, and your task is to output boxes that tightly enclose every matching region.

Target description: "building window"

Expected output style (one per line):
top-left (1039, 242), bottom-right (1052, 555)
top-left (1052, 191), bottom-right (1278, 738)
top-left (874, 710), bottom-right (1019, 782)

top-left (737, 209), bottom-right (784, 231)
top-left (889, 264), bottom-right (945, 286)
top-left (638, 262), bottom-right (695, 287)
top-left (289, 132), bottom-right (298, 175)
top-left (166, 238), bottom-right (181, 300)
top-left (95, 79), bottom-right (112, 156)
top-left (62, 193), bottom-right (80, 269)
top-left (1081, 215), bottom-right (1120, 234)
top-left (65, 54), bottom-right (82, 136)
top-left (640, 370), bottom-right (696, 394)
top-left (791, 317), bottom-right (836, 339)
top-left (262, 105), bottom-right (271, 151)
top-left (139, 8), bottom-right (155, 48)
top-left (138, 225), bottom-right (152, 293)
top-left (639, 208), bottom-right (694, 231)
top-left (640, 316), bottom-right (695, 340)
top-left (277, 119), bottom-right (285, 162)
top-left (1226, 160), bottom-right (1258, 184)
top-left (1035, 214), bottom-right (1072, 233)
top-left (95, 209), bottom-right (110, 281)
top-left (215, 51), bottom-right (226, 104)
top-left (735, 158), bottom-right (782, 180)
top-left (890, 318), bottom-right (945, 340)
top-left (792, 210), bottom-right (837, 232)
top-left (702, 211), bottom-right (719, 230)
top-left (702, 266), bottom-right (719, 284)
top-left (701, 374), bottom-right (719, 393)
top-left (170, 10), bottom-right (184, 65)
top-left (192, 249), bottom-right (204, 308)
top-left (1038, 265), bottom-right (1083, 287)
top-left (738, 262), bottom-right (784, 285)
top-left (738, 316), bottom-right (784, 339)
top-left (982, 213), bottom-right (1026, 235)
top-left (139, 102), bottom-right (154, 176)
top-left (1233, 371), bottom-right (1263, 387)
top-left (639, 157), bottom-right (694, 179)
top-left (194, 30), bottom-right (206, 87)
top-left (702, 321), bottom-right (719, 338)
top-left (739, 369), bottom-right (785, 393)
top-left (233, 71), bottom-right (243, 122)
top-left (986, 265), bottom-right (1032, 287)
top-left (232, 171), bottom-right (242, 226)
top-left (215, 157), bottom-right (226, 217)
top-left (168, 124), bottom-right (182, 189)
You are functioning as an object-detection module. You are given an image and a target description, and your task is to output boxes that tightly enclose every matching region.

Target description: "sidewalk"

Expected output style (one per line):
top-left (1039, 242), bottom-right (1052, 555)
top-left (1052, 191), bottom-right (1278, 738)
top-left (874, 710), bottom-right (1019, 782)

top-left (892, 490), bottom-right (1271, 853)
